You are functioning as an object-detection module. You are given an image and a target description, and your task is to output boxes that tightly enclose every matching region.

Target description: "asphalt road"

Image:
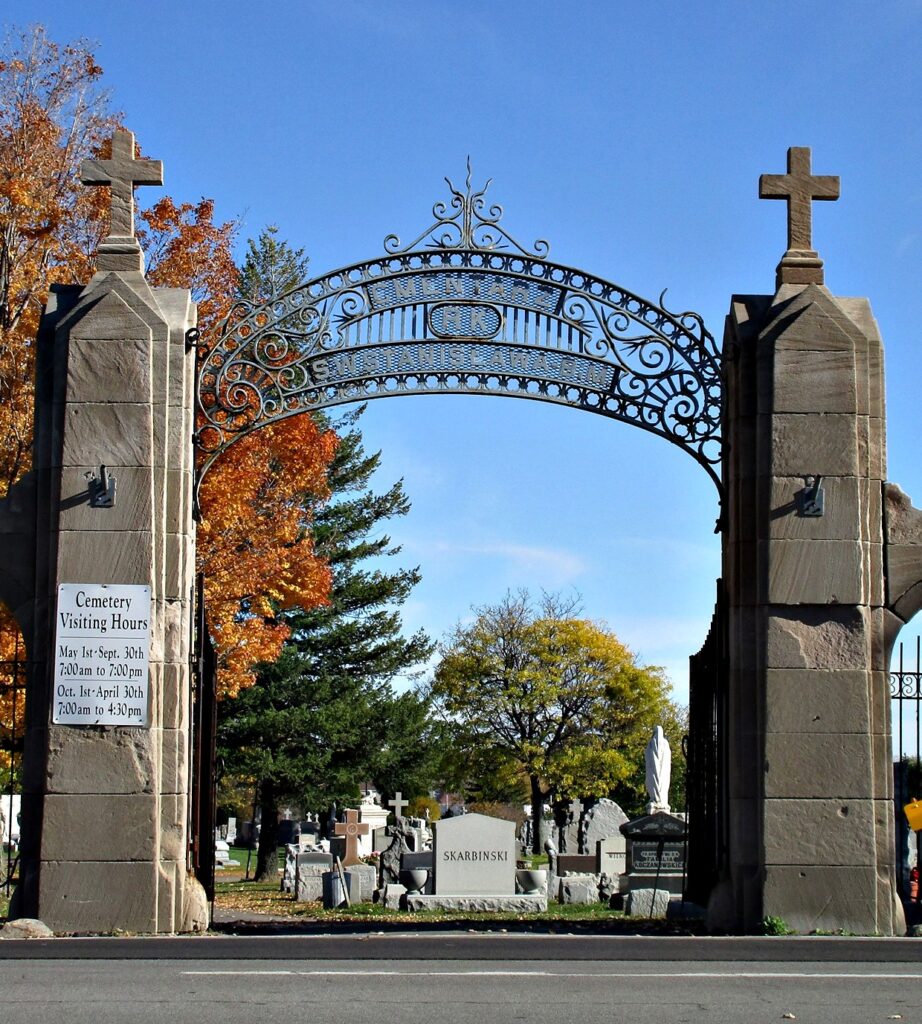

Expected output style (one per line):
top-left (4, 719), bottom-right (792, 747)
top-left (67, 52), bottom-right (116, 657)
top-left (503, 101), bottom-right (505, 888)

top-left (1, 934), bottom-right (921, 1023)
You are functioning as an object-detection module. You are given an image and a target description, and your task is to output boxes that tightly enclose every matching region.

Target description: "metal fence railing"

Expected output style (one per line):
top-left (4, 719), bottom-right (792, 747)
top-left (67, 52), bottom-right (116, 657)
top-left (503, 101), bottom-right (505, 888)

top-left (1, 619), bottom-right (25, 898)
top-left (891, 639), bottom-right (922, 903)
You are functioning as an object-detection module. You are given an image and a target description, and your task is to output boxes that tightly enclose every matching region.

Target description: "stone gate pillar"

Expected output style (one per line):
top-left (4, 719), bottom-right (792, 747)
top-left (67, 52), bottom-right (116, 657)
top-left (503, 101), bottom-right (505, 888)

top-left (716, 148), bottom-right (903, 934)
top-left (12, 130), bottom-right (204, 933)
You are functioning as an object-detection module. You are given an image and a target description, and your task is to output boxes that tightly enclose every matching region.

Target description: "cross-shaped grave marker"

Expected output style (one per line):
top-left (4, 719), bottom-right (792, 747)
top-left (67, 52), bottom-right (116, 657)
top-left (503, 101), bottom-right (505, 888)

top-left (80, 128), bottom-right (163, 271)
top-left (334, 808), bottom-right (371, 867)
top-left (388, 791), bottom-right (409, 819)
top-left (759, 146), bottom-right (839, 287)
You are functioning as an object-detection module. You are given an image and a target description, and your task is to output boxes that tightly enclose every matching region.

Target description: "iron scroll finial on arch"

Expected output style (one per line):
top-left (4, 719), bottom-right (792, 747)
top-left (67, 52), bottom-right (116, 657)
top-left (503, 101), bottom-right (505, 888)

top-left (194, 166), bottom-right (724, 512)
top-left (383, 158), bottom-right (549, 259)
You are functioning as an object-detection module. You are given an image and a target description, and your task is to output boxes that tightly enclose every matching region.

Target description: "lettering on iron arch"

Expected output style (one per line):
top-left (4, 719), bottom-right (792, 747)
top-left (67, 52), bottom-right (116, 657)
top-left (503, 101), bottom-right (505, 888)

top-left (194, 162), bottom-right (723, 497)
top-left (308, 342), bottom-right (615, 392)
top-left (366, 270), bottom-right (559, 317)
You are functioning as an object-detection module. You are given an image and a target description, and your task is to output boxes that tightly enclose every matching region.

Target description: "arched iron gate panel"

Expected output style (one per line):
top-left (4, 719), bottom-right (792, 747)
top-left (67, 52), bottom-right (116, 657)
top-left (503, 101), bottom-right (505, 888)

top-left (190, 573), bottom-right (217, 906)
top-left (685, 580), bottom-right (728, 906)
top-left (0, 620), bottom-right (26, 897)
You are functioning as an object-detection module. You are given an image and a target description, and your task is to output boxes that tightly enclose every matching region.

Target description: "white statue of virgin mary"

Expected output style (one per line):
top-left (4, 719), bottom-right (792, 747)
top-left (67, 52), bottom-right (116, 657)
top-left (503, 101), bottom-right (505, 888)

top-left (644, 725), bottom-right (672, 814)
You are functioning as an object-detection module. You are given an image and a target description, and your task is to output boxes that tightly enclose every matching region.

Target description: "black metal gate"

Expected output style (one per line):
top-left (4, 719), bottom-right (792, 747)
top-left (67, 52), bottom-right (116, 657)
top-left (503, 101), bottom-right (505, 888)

top-left (684, 579), bottom-right (728, 907)
top-left (891, 639), bottom-right (922, 903)
top-left (0, 614), bottom-right (26, 899)
top-left (190, 574), bottom-right (218, 904)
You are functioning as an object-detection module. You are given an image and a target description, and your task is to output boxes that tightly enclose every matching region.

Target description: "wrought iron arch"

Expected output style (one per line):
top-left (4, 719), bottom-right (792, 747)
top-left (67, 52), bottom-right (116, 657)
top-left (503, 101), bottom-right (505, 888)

top-left (195, 164), bottom-right (723, 502)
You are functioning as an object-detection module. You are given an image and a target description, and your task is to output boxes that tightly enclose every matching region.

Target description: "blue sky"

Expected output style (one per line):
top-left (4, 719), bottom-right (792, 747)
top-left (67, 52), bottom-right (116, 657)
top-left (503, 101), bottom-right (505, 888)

top-left (9, 1), bottom-right (922, 704)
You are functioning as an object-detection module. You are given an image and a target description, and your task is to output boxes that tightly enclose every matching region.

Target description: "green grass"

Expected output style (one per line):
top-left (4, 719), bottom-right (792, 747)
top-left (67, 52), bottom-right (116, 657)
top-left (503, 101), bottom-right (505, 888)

top-left (0, 847), bottom-right (15, 922)
top-left (215, 877), bottom-right (630, 923)
top-left (524, 853), bottom-right (549, 868)
top-left (212, 877), bottom-right (704, 932)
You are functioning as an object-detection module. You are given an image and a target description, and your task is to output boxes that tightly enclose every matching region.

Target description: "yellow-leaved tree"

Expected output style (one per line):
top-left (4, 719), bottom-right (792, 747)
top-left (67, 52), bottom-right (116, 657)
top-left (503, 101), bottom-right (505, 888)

top-left (430, 591), bottom-right (681, 852)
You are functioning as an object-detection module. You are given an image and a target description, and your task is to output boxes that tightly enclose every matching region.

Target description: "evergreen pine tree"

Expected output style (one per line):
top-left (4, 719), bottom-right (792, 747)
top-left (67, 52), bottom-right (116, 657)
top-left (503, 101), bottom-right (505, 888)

top-left (216, 228), bottom-right (436, 881)
top-left (218, 410), bottom-right (436, 879)
top-left (238, 225), bottom-right (310, 301)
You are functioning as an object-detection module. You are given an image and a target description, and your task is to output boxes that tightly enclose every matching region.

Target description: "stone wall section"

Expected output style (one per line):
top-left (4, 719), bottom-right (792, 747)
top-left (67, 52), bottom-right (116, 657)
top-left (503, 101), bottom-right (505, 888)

top-left (14, 268), bottom-right (202, 934)
top-left (719, 283), bottom-right (903, 935)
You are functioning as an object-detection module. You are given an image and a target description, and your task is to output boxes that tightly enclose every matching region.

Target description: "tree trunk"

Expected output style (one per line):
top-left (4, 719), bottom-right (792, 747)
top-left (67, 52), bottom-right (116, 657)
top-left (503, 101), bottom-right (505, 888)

top-left (530, 774), bottom-right (545, 856)
top-left (253, 779), bottom-right (279, 881)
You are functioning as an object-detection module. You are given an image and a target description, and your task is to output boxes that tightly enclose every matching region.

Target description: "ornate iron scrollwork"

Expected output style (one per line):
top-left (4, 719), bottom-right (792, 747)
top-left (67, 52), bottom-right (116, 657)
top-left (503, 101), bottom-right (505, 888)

top-left (383, 158), bottom-right (549, 259)
top-left (196, 168), bottom-right (723, 496)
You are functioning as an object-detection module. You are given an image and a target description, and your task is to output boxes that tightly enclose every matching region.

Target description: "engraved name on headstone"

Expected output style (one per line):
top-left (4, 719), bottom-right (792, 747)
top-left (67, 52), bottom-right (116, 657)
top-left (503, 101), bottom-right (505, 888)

top-left (630, 841), bottom-right (685, 873)
top-left (597, 834), bottom-right (627, 875)
top-left (52, 583), bottom-right (151, 726)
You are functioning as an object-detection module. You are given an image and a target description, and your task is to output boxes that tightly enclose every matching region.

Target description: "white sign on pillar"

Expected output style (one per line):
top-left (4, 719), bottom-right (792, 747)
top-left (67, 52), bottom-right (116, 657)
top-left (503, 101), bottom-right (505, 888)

top-left (52, 583), bottom-right (151, 727)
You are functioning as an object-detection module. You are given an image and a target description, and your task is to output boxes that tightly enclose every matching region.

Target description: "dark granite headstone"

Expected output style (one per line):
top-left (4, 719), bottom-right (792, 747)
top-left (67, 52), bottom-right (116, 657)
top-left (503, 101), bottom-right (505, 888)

top-left (630, 840), bottom-right (685, 874)
top-left (402, 851), bottom-right (433, 871)
top-left (620, 810), bottom-right (687, 895)
top-left (557, 854), bottom-right (596, 874)
top-left (620, 811), bottom-right (686, 847)
top-left (277, 820), bottom-right (299, 846)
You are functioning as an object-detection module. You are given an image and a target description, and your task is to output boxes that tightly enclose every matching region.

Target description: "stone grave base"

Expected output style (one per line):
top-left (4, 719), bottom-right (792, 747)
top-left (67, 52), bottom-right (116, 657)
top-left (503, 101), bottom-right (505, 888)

top-left (406, 894), bottom-right (547, 913)
top-left (558, 875), bottom-right (597, 905)
top-left (624, 887), bottom-right (669, 919)
top-left (623, 872), bottom-right (684, 896)
top-left (345, 863), bottom-right (378, 904)
top-left (380, 883), bottom-right (406, 910)
top-left (296, 872), bottom-right (325, 901)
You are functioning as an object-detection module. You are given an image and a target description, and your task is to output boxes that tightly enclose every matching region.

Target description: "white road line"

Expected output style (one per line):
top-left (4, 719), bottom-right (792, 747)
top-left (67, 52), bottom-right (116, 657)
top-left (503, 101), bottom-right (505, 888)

top-left (181, 970), bottom-right (922, 979)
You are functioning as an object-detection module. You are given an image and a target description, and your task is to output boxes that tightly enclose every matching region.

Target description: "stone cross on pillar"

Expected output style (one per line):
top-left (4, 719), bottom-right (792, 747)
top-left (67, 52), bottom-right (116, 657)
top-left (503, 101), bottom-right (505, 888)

top-left (335, 808), bottom-right (371, 867)
top-left (388, 791), bottom-right (409, 819)
top-left (759, 146), bottom-right (839, 288)
top-left (80, 128), bottom-right (163, 273)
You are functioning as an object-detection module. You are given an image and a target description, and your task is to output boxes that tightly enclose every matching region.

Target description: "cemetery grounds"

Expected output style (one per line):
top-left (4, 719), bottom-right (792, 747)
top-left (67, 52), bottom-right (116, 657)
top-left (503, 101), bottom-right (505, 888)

top-left (0, 847), bottom-right (12, 921)
top-left (211, 846), bottom-right (702, 934)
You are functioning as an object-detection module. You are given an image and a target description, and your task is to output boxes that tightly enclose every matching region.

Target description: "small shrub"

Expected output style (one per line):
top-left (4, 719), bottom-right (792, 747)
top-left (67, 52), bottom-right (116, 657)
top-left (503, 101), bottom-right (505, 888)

top-left (407, 795), bottom-right (441, 821)
top-left (761, 915), bottom-right (793, 935)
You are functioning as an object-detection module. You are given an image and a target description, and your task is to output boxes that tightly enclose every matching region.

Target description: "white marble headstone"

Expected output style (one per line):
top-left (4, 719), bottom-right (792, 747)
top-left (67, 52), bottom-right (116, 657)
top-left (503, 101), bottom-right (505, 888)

top-left (433, 813), bottom-right (515, 895)
top-left (597, 834), bottom-right (627, 875)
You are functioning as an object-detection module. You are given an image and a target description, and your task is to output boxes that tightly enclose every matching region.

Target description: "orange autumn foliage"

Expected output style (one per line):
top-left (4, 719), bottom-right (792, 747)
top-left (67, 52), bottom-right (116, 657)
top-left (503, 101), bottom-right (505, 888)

top-left (0, 27), bottom-right (115, 774)
top-left (139, 196), bottom-right (338, 698)
top-left (0, 615), bottom-right (25, 777)
top-left (196, 419), bottom-right (337, 698)
top-left (0, 25), bottom-right (113, 494)
top-left (0, 26), bottom-right (336, 712)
